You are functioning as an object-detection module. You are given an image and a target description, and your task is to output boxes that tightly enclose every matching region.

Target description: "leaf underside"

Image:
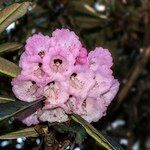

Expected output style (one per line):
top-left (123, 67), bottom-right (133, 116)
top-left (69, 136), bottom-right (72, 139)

top-left (0, 2), bottom-right (31, 33)
top-left (0, 42), bottom-right (23, 54)
top-left (0, 127), bottom-right (38, 139)
top-left (71, 114), bottom-right (124, 150)
top-left (0, 100), bottom-right (41, 123)
top-left (0, 57), bottom-right (21, 77)
top-left (0, 96), bottom-right (15, 103)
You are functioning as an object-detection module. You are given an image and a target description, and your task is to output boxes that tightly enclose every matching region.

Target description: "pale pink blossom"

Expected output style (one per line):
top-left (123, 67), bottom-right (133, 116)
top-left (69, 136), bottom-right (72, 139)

top-left (42, 47), bottom-right (75, 81)
top-left (25, 33), bottom-right (51, 57)
top-left (11, 76), bottom-right (41, 102)
top-left (88, 47), bottom-right (113, 71)
top-left (69, 66), bottom-right (95, 99)
top-left (101, 79), bottom-right (120, 106)
top-left (19, 52), bottom-right (42, 69)
top-left (39, 108), bottom-right (68, 123)
top-left (19, 62), bottom-right (50, 87)
top-left (42, 81), bottom-right (69, 109)
top-left (88, 71), bottom-right (114, 98)
top-left (80, 97), bottom-right (107, 123)
top-left (62, 95), bottom-right (84, 115)
top-left (11, 29), bottom-right (120, 125)
top-left (51, 29), bottom-right (82, 57)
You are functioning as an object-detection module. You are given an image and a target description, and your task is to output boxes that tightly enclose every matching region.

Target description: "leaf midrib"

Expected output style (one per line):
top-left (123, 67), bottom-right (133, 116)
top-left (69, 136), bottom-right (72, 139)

top-left (0, 3), bottom-right (27, 26)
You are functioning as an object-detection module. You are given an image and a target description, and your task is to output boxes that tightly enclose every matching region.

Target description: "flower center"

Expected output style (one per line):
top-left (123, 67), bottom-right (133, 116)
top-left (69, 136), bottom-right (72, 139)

top-left (54, 59), bottom-right (62, 66)
top-left (38, 63), bottom-right (42, 67)
top-left (38, 51), bottom-right (45, 58)
top-left (47, 81), bottom-right (55, 88)
top-left (32, 81), bottom-right (36, 84)
top-left (70, 73), bottom-right (77, 80)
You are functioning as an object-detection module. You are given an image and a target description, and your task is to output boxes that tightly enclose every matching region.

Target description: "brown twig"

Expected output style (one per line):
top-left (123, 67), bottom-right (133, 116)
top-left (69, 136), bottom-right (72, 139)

top-left (117, 47), bottom-right (150, 105)
top-left (116, 9), bottom-right (150, 107)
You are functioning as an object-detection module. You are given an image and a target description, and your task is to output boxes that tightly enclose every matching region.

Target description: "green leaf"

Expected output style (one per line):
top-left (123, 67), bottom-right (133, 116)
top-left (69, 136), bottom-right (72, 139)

top-left (54, 124), bottom-right (73, 133)
top-left (54, 123), bottom-right (87, 144)
top-left (70, 114), bottom-right (124, 150)
top-left (75, 16), bottom-right (101, 29)
top-left (0, 100), bottom-right (41, 122)
top-left (74, 126), bottom-right (87, 143)
top-left (0, 42), bottom-right (23, 54)
top-left (0, 2), bottom-right (31, 33)
top-left (0, 57), bottom-right (21, 77)
top-left (0, 96), bottom-right (15, 103)
top-left (101, 131), bottom-right (125, 150)
top-left (0, 127), bottom-right (38, 139)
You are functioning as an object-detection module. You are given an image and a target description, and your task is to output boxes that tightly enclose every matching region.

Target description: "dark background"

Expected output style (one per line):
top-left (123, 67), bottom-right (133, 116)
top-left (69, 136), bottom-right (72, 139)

top-left (0, 0), bottom-right (150, 150)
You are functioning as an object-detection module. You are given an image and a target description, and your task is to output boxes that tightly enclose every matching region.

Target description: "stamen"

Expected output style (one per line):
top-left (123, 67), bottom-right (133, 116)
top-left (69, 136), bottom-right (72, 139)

top-left (69, 95), bottom-right (73, 98)
top-left (38, 51), bottom-right (45, 58)
top-left (47, 81), bottom-right (55, 86)
top-left (32, 81), bottom-right (36, 84)
top-left (71, 73), bottom-right (77, 77)
top-left (38, 63), bottom-right (42, 67)
top-left (54, 59), bottom-right (62, 64)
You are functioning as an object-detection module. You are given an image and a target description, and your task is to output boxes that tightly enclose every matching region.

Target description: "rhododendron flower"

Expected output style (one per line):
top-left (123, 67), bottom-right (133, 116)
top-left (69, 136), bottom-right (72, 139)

top-left (88, 71), bottom-right (114, 98)
top-left (51, 29), bottom-right (82, 57)
top-left (19, 63), bottom-right (50, 87)
top-left (12, 76), bottom-right (41, 102)
top-left (42, 47), bottom-right (75, 81)
top-left (88, 47), bottom-right (113, 71)
top-left (19, 52), bottom-right (42, 69)
top-left (39, 108), bottom-right (68, 123)
top-left (11, 28), bottom-right (120, 125)
top-left (42, 81), bottom-right (69, 109)
top-left (102, 79), bottom-right (120, 105)
top-left (62, 95), bottom-right (84, 115)
top-left (80, 97), bottom-right (106, 123)
top-left (69, 66), bottom-right (95, 99)
top-left (25, 33), bottom-right (51, 57)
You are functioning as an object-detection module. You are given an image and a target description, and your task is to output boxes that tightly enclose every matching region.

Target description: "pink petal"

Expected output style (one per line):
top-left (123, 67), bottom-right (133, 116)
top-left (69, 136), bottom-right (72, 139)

top-left (20, 64), bottom-right (51, 87)
top-left (42, 47), bottom-right (75, 81)
top-left (88, 71), bottom-right (114, 98)
top-left (80, 97), bottom-right (106, 123)
top-left (62, 95), bottom-right (84, 115)
top-left (69, 66), bottom-right (95, 99)
top-left (39, 108), bottom-right (68, 123)
top-left (51, 28), bottom-right (82, 57)
top-left (102, 79), bottom-right (120, 105)
top-left (25, 33), bottom-right (51, 57)
top-left (19, 52), bottom-right (42, 69)
top-left (11, 76), bottom-right (41, 102)
top-left (42, 81), bottom-right (69, 109)
top-left (88, 47), bottom-right (113, 71)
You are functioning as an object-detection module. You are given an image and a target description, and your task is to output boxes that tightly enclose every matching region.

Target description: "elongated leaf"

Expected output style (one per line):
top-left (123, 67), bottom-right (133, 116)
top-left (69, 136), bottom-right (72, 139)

top-left (75, 16), bottom-right (101, 29)
top-left (70, 114), bottom-right (124, 150)
top-left (101, 131), bottom-right (124, 150)
top-left (0, 42), bottom-right (23, 54)
top-left (0, 2), bottom-right (31, 33)
top-left (0, 100), bottom-right (41, 122)
top-left (0, 96), bottom-right (15, 103)
top-left (0, 127), bottom-right (38, 139)
top-left (0, 57), bottom-right (21, 77)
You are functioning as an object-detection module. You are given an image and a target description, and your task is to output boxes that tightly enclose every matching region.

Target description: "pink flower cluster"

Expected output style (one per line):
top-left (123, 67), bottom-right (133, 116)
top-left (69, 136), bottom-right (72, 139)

top-left (11, 29), bottom-right (119, 126)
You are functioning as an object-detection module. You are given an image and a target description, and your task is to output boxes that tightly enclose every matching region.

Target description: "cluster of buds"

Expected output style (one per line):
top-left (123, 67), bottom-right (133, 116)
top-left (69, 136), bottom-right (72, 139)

top-left (12, 29), bottom-right (119, 126)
